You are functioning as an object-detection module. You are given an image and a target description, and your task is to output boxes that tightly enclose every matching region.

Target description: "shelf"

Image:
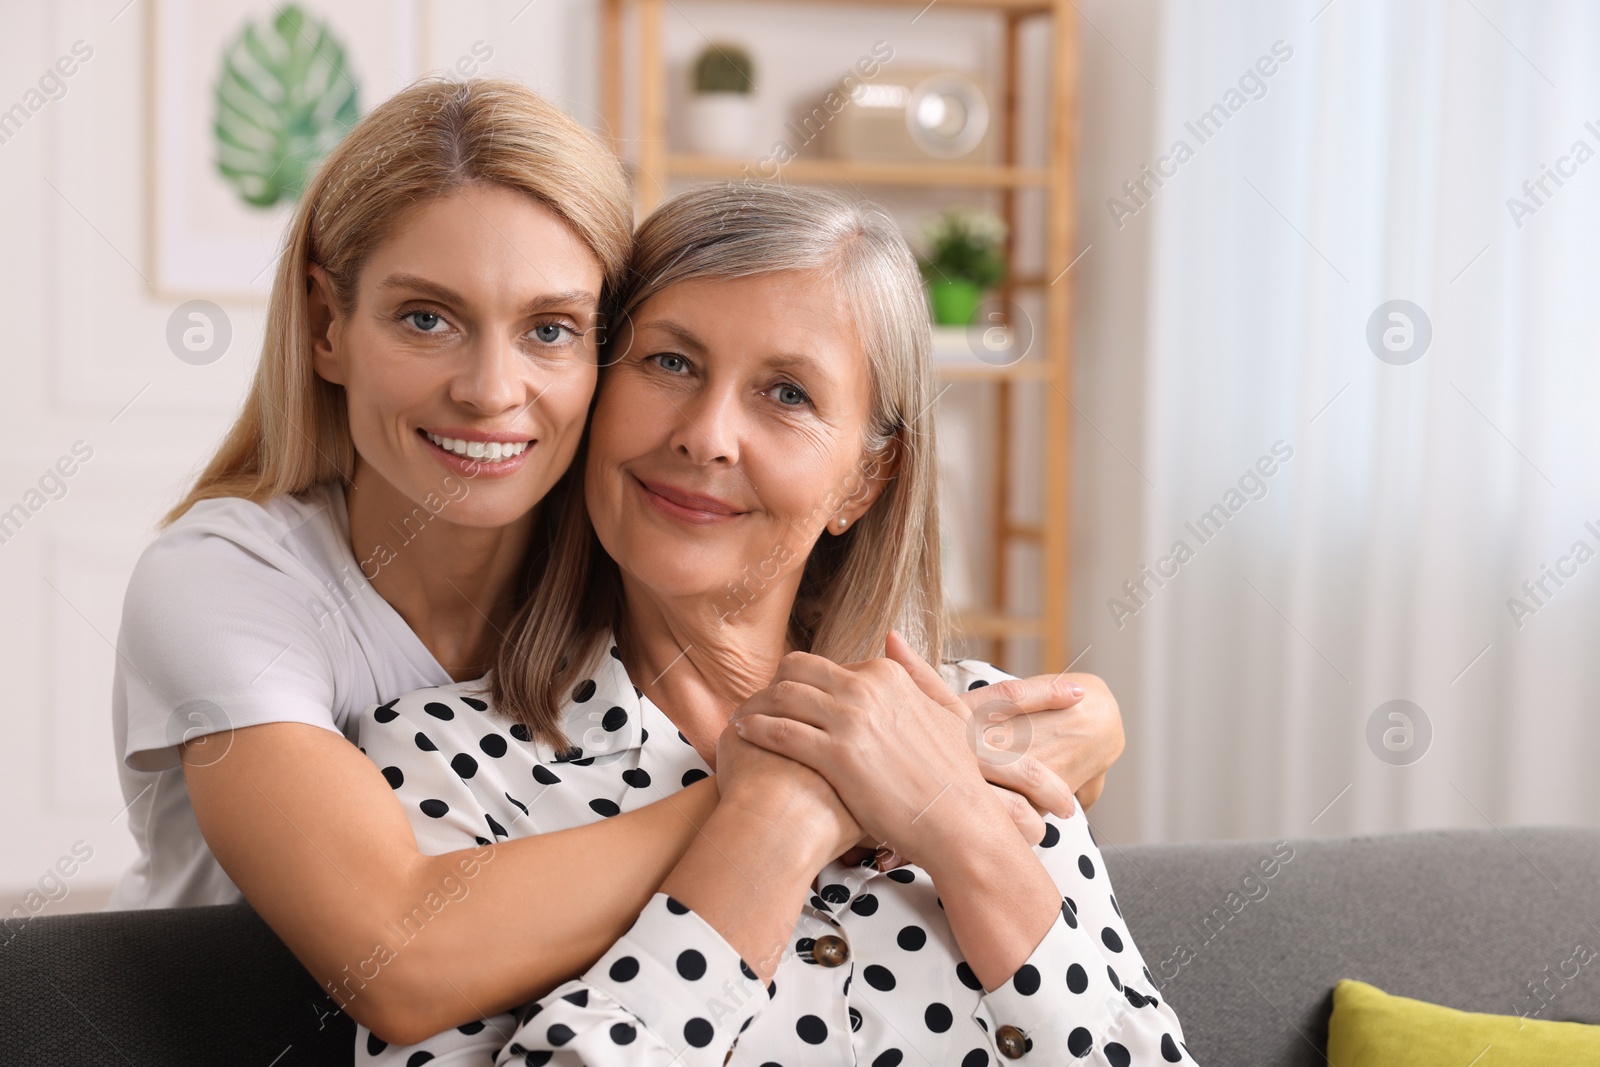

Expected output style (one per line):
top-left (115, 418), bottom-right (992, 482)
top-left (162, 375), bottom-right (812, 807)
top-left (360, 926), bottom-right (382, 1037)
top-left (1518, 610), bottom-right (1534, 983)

top-left (932, 325), bottom-right (1057, 380)
top-left (937, 362), bottom-right (1052, 381)
top-left (664, 155), bottom-right (1050, 189)
top-left (719, 0), bottom-right (1055, 12)
top-left (951, 612), bottom-right (1046, 638)
top-left (1002, 523), bottom-right (1045, 542)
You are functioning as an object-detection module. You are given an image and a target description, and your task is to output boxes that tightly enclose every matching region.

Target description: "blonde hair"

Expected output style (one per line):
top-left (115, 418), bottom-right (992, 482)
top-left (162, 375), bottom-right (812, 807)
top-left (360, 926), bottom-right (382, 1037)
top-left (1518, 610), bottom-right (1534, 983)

top-left (163, 76), bottom-right (632, 525)
top-left (492, 182), bottom-right (948, 748)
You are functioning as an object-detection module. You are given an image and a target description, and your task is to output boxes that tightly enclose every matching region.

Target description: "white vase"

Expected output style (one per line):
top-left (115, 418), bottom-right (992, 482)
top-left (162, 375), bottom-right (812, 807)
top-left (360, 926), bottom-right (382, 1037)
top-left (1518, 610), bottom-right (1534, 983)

top-left (684, 92), bottom-right (758, 158)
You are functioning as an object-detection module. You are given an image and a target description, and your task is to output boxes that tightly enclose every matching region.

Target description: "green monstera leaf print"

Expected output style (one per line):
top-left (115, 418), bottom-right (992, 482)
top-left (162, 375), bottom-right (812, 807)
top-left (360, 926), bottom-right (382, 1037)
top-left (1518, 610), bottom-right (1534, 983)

top-left (213, 5), bottom-right (360, 208)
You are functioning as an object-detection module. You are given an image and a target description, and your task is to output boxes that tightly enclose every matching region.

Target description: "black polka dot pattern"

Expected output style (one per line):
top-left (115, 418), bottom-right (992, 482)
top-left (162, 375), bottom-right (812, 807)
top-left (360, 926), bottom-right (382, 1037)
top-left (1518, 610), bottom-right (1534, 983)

top-left (795, 1015), bottom-right (828, 1044)
top-left (1068, 1026), bottom-right (1094, 1057)
top-left (353, 650), bottom-right (1195, 1066)
top-left (676, 949), bottom-right (707, 980)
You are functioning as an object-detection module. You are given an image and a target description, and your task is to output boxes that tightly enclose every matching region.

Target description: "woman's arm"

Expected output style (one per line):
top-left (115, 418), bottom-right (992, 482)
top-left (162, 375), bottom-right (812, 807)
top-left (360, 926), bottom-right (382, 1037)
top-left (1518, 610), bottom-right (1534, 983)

top-left (181, 722), bottom-right (719, 1046)
top-left (732, 643), bottom-right (1196, 1062)
top-left (657, 722), bottom-right (854, 980)
top-left (441, 729), bottom-right (849, 1067)
top-left (926, 806), bottom-right (1198, 1064)
top-left (916, 791), bottom-right (1064, 989)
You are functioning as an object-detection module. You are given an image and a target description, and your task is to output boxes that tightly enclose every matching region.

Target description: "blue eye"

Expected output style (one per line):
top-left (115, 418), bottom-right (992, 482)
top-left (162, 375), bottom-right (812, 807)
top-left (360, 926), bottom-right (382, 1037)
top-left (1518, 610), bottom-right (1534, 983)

top-left (775, 383), bottom-right (810, 406)
top-left (652, 354), bottom-right (690, 374)
top-left (531, 323), bottom-right (570, 344)
top-left (406, 311), bottom-right (444, 332)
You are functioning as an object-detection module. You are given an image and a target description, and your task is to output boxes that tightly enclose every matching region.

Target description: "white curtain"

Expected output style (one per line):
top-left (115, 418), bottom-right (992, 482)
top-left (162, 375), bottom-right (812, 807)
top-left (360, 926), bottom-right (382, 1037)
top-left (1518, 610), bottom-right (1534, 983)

top-left (1076, 0), bottom-right (1600, 843)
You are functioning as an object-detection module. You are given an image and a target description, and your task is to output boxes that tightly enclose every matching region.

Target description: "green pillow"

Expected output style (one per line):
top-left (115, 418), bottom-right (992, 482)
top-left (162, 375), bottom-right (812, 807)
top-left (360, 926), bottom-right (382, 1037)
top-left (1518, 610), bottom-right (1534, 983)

top-left (1329, 978), bottom-right (1600, 1066)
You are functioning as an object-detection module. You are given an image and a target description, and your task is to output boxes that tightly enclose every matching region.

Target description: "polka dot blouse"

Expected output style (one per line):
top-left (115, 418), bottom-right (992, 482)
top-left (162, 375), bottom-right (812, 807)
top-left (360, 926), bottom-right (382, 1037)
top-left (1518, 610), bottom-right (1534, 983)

top-left (354, 644), bottom-right (1197, 1066)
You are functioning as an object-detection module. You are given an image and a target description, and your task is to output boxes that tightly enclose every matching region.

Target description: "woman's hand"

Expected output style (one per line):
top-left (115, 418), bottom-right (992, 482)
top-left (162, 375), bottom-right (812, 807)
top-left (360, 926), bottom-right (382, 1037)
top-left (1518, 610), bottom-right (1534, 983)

top-left (728, 633), bottom-right (1054, 871)
top-left (957, 670), bottom-right (1123, 811)
top-left (712, 715), bottom-right (863, 868)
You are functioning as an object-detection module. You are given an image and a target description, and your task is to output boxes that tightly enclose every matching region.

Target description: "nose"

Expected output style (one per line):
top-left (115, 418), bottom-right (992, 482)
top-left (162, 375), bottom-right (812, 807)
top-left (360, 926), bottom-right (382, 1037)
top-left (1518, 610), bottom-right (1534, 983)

top-left (450, 333), bottom-right (527, 417)
top-left (668, 380), bottom-right (742, 467)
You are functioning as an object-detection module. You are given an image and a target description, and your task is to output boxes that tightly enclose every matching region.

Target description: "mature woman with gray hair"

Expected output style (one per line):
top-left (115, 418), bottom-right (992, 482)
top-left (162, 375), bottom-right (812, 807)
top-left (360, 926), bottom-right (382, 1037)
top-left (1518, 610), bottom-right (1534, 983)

top-left (355, 182), bottom-right (1194, 1066)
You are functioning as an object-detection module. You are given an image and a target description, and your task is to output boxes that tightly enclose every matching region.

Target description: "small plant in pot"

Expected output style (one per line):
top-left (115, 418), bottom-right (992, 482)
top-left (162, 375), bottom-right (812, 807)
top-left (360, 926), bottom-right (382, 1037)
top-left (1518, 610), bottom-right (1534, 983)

top-left (919, 208), bottom-right (1006, 326)
top-left (685, 43), bottom-right (757, 157)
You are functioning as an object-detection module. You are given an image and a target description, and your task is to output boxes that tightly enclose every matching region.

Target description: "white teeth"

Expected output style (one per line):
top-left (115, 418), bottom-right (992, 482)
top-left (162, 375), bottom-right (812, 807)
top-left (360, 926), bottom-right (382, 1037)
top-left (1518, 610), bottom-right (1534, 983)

top-left (425, 432), bottom-right (531, 461)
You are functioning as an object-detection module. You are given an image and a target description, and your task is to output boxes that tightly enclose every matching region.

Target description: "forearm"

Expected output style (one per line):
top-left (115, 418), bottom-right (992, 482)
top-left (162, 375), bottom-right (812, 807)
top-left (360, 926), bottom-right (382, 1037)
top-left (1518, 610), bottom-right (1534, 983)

top-left (370, 777), bottom-right (721, 1042)
top-left (187, 720), bottom-right (724, 1047)
top-left (658, 798), bottom-right (828, 983)
top-left (923, 795), bottom-right (1062, 992)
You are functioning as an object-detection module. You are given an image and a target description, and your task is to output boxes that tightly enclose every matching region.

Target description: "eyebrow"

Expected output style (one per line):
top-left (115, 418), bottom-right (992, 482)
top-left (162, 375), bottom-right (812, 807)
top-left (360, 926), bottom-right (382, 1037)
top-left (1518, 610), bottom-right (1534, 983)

top-left (636, 318), bottom-right (708, 353)
top-left (637, 320), bottom-right (828, 378)
top-left (376, 273), bottom-right (598, 315)
top-left (765, 352), bottom-right (829, 379)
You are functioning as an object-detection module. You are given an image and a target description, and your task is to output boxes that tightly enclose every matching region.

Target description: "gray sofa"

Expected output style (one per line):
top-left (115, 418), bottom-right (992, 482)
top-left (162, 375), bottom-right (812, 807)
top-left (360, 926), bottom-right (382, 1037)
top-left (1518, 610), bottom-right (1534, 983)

top-left (5, 827), bottom-right (1598, 1065)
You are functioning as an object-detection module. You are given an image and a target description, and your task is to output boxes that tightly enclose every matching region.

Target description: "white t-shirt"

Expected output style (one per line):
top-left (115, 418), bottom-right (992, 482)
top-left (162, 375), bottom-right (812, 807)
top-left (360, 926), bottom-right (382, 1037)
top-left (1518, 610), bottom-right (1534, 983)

top-left (107, 481), bottom-right (454, 910)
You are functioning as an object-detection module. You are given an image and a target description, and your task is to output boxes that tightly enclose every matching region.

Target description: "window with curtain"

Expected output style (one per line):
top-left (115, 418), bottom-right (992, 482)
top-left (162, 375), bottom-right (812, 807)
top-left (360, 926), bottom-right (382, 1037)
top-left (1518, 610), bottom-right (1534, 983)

top-left (1072, 0), bottom-right (1600, 844)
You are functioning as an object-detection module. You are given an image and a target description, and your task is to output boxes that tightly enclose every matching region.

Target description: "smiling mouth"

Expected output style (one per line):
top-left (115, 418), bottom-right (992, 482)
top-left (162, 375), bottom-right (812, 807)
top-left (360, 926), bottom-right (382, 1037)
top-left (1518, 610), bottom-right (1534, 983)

top-left (635, 476), bottom-right (744, 521)
top-left (422, 431), bottom-right (532, 463)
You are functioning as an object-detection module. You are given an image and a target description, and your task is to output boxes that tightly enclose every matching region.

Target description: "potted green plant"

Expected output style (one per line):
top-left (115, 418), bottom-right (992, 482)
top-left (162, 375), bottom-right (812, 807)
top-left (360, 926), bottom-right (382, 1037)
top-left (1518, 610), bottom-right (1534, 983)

top-left (918, 208), bottom-right (1007, 326)
top-left (685, 43), bottom-right (757, 157)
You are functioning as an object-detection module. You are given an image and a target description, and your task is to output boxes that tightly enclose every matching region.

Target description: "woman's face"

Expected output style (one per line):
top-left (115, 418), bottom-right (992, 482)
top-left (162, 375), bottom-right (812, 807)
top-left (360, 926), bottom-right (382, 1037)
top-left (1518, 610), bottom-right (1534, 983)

top-left (586, 270), bottom-right (887, 613)
top-left (311, 183), bottom-right (603, 529)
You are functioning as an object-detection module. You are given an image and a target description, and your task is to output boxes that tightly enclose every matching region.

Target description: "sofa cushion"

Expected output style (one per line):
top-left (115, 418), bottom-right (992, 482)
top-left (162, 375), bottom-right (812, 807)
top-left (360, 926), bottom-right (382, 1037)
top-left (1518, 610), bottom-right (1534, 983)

top-left (1106, 826), bottom-right (1600, 1067)
top-left (0, 900), bottom-right (352, 1066)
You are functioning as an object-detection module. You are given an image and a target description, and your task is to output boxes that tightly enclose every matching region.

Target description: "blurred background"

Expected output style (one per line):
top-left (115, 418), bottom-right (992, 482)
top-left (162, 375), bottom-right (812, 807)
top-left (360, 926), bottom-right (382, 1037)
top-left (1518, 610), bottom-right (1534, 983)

top-left (4, 0), bottom-right (1598, 912)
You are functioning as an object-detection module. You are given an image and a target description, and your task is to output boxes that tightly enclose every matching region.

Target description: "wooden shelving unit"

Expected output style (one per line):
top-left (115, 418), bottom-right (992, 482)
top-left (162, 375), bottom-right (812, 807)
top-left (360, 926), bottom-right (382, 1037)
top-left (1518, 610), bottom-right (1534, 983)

top-left (599, 0), bottom-right (1078, 671)
top-left (665, 155), bottom-right (1052, 189)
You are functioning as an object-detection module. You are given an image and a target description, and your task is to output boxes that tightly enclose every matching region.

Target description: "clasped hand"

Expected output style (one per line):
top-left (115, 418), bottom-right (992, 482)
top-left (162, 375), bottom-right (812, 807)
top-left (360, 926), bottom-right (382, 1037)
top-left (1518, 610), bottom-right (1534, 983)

top-left (717, 632), bottom-right (1078, 873)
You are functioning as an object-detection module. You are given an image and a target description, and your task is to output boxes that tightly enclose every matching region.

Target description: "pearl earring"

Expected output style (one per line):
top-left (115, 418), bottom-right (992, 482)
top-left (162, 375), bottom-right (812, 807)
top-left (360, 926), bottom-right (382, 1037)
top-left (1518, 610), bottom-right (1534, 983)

top-left (837, 517), bottom-right (849, 530)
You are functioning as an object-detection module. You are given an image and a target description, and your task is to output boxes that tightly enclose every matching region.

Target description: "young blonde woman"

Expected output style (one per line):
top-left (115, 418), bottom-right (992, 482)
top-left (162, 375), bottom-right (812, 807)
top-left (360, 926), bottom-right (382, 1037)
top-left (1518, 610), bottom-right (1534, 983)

top-left (108, 77), bottom-right (1125, 1046)
top-left (355, 183), bottom-right (1194, 1065)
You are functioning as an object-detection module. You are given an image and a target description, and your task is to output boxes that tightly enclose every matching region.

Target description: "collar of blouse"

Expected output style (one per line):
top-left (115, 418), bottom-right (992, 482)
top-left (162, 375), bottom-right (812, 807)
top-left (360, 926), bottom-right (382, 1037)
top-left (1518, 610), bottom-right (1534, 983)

top-left (506, 639), bottom-right (657, 766)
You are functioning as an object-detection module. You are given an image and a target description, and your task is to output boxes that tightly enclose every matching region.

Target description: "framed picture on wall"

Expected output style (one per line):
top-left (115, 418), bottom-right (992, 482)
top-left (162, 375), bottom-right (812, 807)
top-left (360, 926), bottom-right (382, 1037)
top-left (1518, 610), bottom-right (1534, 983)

top-left (148, 0), bottom-right (420, 299)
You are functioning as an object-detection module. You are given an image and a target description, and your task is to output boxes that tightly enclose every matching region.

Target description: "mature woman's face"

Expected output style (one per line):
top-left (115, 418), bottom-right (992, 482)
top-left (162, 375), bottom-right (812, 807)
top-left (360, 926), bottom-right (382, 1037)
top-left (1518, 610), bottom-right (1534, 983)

top-left (586, 270), bottom-right (880, 610)
top-left (312, 183), bottom-right (603, 529)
